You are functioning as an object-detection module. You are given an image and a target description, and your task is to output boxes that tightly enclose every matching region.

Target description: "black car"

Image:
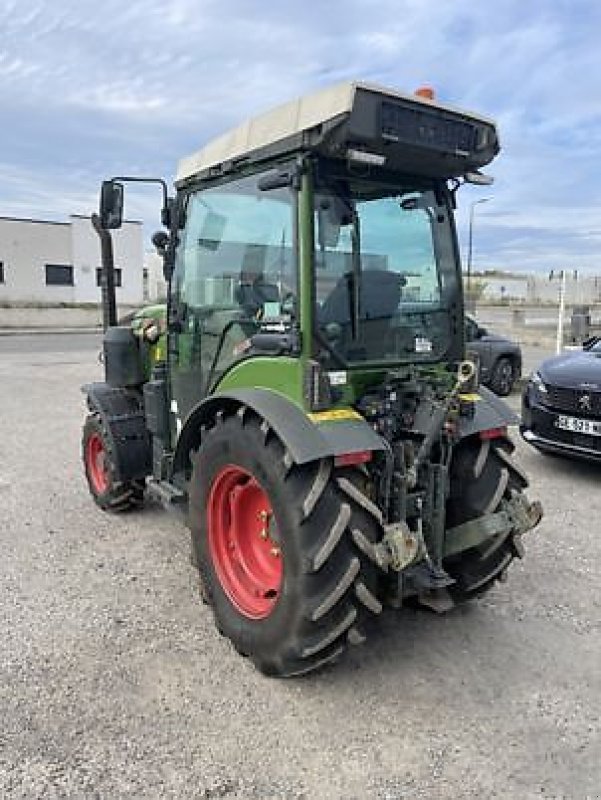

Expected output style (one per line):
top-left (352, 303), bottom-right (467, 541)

top-left (465, 316), bottom-right (522, 396)
top-left (521, 338), bottom-right (601, 462)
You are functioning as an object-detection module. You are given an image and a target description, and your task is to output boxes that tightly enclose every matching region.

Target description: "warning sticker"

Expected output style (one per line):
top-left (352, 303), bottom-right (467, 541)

top-left (307, 408), bottom-right (363, 423)
top-left (415, 337), bottom-right (433, 353)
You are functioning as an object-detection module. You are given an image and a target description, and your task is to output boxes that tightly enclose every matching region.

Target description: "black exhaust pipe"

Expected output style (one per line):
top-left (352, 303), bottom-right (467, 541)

top-left (91, 212), bottom-right (118, 332)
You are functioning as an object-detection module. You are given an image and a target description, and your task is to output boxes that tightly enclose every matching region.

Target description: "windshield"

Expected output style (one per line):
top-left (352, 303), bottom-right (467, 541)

top-left (314, 172), bottom-right (459, 366)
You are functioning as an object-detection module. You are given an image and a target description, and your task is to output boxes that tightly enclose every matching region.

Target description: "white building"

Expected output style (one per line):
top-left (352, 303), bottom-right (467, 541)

top-left (467, 271), bottom-right (601, 305)
top-left (525, 273), bottom-right (601, 305)
top-left (144, 251), bottom-right (168, 303)
top-left (0, 215), bottom-right (144, 305)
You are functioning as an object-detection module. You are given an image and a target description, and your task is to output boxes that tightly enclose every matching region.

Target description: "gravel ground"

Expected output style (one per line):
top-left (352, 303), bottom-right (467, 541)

top-left (0, 338), bottom-right (599, 800)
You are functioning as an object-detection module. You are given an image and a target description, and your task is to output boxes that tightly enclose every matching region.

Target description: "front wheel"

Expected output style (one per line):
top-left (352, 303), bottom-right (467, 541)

top-left (188, 408), bottom-right (383, 677)
top-left (82, 414), bottom-right (145, 511)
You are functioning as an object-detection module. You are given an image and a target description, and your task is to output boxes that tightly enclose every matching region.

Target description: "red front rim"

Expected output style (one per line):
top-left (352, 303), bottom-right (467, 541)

top-left (86, 432), bottom-right (109, 494)
top-left (207, 465), bottom-right (283, 620)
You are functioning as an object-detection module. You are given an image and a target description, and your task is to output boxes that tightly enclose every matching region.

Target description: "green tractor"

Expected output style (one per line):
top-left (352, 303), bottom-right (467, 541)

top-left (82, 81), bottom-right (542, 676)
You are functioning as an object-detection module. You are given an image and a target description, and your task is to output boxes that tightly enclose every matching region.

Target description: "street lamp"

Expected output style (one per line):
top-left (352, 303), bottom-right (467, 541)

top-left (466, 197), bottom-right (492, 294)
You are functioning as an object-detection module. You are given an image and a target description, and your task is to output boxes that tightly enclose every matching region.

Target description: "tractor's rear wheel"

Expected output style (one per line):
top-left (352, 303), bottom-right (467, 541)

top-left (444, 433), bottom-right (528, 600)
top-left (188, 408), bottom-right (383, 677)
top-left (82, 413), bottom-right (145, 512)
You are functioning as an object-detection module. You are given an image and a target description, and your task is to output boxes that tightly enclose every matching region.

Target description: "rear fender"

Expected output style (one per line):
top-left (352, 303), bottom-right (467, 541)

top-left (458, 385), bottom-right (518, 439)
top-left (172, 388), bottom-right (385, 479)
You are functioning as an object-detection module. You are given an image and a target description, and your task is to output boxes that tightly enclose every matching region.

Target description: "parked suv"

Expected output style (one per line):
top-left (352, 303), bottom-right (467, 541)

top-left (521, 337), bottom-right (601, 462)
top-left (465, 316), bottom-right (522, 396)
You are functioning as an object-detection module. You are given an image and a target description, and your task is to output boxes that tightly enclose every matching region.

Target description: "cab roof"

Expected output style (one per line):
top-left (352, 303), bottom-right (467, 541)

top-left (176, 80), bottom-right (499, 185)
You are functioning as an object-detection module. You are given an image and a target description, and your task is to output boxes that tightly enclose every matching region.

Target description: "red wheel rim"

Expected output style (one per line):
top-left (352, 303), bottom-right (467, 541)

top-left (207, 465), bottom-right (283, 620)
top-left (86, 432), bottom-right (109, 494)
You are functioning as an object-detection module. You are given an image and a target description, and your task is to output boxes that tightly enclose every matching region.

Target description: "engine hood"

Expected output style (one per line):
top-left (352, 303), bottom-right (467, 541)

top-left (539, 350), bottom-right (601, 389)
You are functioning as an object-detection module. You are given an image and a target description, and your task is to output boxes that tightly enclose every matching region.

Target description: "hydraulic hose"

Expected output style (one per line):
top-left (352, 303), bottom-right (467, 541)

top-left (411, 360), bottom-right (476, 482)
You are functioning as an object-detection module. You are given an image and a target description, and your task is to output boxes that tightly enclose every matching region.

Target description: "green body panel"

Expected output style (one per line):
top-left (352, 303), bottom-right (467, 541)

top-left (128, 303), bottom-right (167, 379)
top-left (215, 356), bottom-right (306, 408)
top-left (130, 303), bottom-right (167, 324)
top-left (323, 364), bottom-right (455, 407)
top-left (332, 368), bottom-right (390, 406)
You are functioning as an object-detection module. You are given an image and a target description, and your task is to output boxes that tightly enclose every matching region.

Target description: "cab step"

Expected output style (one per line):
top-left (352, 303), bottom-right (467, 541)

top-left (147, 479), bottom-right (187, 509)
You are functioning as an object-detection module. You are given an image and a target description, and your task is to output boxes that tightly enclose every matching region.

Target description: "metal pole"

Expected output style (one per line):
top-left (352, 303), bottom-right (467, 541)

top-left (556, 269), bottom-right (566, 354)
top-left (466, 197), bottom-right (492, 295)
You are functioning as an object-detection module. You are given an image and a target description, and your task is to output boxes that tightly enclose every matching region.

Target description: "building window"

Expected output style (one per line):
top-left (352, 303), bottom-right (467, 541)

top-left (45, 264), bottom-right (74, 286)
top-left (0, 262), bottom-right (4, 284)
top-left (96, 268), bottom-right (122, 288)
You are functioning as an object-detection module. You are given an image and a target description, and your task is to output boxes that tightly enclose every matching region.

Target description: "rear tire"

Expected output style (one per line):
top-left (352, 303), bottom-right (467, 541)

top-left (82, 413), bottom-right (145, 512)
top-left (188, 408), bottom-right (383, 677)
top-left (444, 434), bottom-right (528, 600)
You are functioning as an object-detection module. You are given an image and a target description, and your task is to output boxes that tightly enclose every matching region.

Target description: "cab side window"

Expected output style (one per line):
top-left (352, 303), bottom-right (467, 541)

top-left (177, 173), bottom-right (295, 317)
top-left (173, 172), bottom-right (296, 379)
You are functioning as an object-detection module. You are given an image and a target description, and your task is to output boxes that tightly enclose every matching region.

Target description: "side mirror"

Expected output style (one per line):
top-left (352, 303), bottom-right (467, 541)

top-left (477, 326), bottom-right (488, 338)
top-left (161, 197), bottom-right (175, 228)
top-left (99, 180), bottom-right (124, 230)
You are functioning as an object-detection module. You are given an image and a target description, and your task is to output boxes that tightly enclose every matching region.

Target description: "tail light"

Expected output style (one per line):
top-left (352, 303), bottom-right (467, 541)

top-left (479, 427), bottom-right (507, 440)
top-left (334, 450), bottom-right (372, 468)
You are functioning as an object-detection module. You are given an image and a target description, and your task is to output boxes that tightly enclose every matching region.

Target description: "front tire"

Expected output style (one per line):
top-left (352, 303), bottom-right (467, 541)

top-left (188, 408), bottom-right (383, 677)
top-left (82, 413), bottom-right (145, 512)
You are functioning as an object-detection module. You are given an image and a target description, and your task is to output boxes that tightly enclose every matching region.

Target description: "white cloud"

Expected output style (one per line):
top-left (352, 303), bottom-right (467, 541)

top-left (66, 82), bottom-right (167, 115)
top-left (1, 0), bottom-right (601, 270)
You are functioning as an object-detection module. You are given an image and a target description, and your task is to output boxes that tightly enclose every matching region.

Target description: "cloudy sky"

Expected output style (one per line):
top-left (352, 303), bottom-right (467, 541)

top-left (2, 0), bottom-right (601, 272)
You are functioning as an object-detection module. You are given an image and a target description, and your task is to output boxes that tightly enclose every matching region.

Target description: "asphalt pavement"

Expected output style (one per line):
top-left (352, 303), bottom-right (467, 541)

top-left (0, 335), bottom-right (599, 799)
top-left (0, 332), bottom-right (102, 354)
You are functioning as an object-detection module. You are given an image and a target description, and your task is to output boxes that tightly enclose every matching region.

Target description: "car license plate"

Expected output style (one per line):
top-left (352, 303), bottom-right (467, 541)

top-left (555, 415), bottom-right (601, 436)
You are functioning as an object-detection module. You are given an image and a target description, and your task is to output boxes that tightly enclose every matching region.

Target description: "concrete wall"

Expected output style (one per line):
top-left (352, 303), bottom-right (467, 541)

top-left (70, 216), bottom-right (143, 304)
top-left (0, 305), bottom-right (140, 329)
top-left (0, 215), bottom-right (144, 304)
top-left (0, 218), bottom-right (71, 303)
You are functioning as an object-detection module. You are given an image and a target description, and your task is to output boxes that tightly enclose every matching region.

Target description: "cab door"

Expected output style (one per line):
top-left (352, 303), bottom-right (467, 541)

top-left (168, 170), bottom-right (297, 445)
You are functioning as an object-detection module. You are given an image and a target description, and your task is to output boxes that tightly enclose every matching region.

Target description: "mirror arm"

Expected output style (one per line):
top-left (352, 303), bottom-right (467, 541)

top-left (110, 175), bottom-right (168, 207)
top-left (108, 176), bottom-right (173, 227)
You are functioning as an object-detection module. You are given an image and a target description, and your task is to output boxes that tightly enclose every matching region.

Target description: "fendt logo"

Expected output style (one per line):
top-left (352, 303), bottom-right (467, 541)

top-left (578, 393), bottom-right (592, 412)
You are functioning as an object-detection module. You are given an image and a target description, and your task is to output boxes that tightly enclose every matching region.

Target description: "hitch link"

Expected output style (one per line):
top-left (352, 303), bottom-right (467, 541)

top-left (354, 522), bottom-right (421, 573)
